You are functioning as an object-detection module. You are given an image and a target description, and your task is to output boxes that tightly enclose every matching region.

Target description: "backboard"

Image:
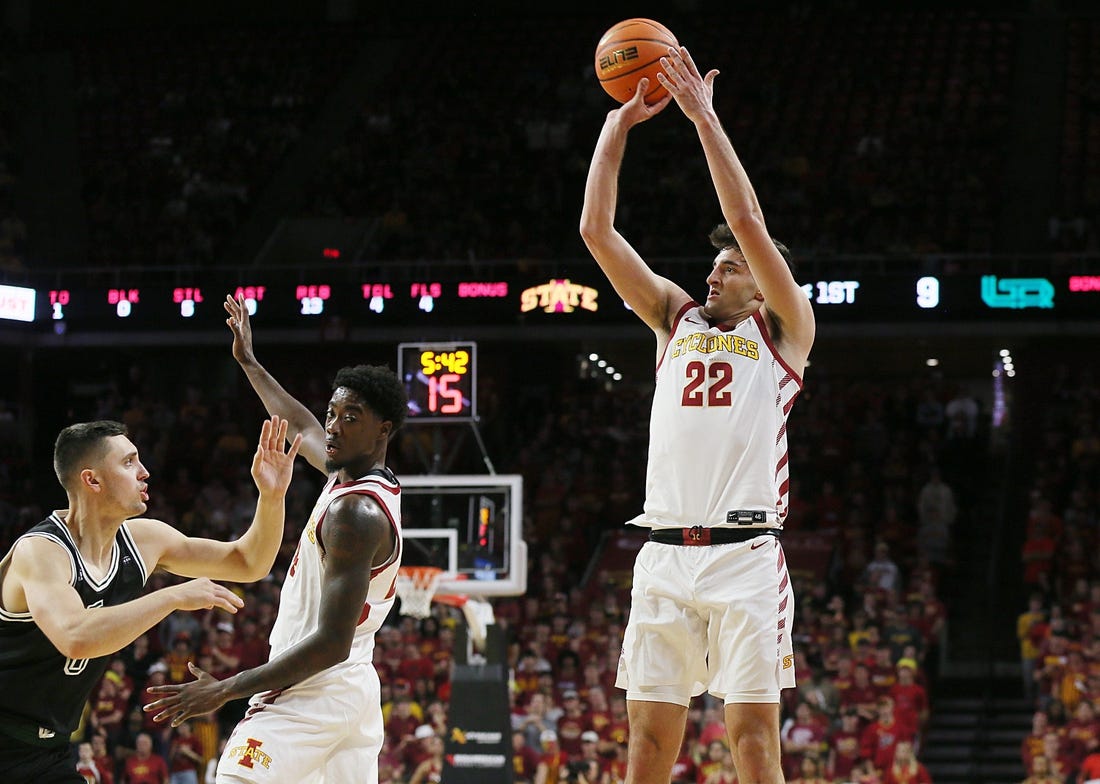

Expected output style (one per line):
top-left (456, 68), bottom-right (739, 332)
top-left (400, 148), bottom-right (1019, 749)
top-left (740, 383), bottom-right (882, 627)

top-left (399, 474), bottom-right (525, 598)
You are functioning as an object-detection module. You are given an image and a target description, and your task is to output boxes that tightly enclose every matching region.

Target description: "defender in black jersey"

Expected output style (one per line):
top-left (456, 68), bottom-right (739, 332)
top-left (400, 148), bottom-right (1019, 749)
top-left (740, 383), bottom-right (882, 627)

top-left (0, 416), bottom-right (300, 781)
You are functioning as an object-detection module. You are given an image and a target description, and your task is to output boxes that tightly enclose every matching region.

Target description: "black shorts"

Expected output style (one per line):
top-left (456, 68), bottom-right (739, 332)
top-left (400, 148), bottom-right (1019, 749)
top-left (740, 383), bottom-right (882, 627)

top-left (0, 732), bottom-right (81, 784)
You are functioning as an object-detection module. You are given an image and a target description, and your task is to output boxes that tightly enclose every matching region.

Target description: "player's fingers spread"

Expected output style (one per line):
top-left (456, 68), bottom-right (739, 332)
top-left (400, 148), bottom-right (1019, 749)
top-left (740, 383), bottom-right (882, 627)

top-left (276, 417), bottom-right (290, 445)
top-left (680, 46), bottom-right (701, 77)
top-left (288, 432), bottom-right (304, 459)
top-left (659, 56), bottom-right (683, 85)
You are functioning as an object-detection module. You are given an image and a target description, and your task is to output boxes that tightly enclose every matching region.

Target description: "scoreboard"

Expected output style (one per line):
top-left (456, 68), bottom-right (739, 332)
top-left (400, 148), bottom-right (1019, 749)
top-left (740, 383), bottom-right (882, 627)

top-left (2, 268), bottom-right (1099, 333)
top-left (398, 341), bottom-right (477, 422)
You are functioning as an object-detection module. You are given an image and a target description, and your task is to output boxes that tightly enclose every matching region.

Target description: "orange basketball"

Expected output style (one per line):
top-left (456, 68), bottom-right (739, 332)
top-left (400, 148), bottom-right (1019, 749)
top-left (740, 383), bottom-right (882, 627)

top-left (594, 18), bottom-right (679, 105)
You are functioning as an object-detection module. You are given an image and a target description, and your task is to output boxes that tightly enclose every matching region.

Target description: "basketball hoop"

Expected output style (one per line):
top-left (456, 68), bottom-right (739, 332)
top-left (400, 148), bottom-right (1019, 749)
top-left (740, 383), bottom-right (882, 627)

top-left (395, 566), bottom-right (445, 619)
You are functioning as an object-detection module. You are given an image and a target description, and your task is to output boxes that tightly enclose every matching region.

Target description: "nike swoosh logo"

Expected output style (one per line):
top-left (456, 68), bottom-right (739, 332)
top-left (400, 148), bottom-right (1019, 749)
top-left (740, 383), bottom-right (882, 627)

top-left (684, 317), bottom-right (703, 325)
top-left (750, 540), bottom-right (770, 550)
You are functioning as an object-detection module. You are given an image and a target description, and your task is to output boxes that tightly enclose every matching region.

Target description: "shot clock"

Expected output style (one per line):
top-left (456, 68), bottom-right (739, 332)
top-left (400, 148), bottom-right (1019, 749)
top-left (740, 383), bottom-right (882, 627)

top-left (398, 342), bottom-right (477, 422)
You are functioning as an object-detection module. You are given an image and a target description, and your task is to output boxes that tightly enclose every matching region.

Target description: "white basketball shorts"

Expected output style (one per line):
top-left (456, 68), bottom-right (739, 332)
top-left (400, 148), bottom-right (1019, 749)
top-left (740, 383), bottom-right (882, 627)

top-left (216, 660), bottom-right (383, 784)
top-left (616, 534), bottom-right (795, 706)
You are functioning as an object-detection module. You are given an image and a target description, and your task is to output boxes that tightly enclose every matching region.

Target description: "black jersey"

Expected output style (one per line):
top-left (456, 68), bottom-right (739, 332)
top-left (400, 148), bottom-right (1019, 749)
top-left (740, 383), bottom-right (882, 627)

top-left (0, 513), bottom-right (148, 746)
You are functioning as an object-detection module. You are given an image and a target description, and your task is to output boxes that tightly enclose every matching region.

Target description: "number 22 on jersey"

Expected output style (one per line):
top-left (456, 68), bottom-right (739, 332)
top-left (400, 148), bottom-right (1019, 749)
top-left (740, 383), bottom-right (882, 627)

top-left (681, 360), bottom-right (733, 407)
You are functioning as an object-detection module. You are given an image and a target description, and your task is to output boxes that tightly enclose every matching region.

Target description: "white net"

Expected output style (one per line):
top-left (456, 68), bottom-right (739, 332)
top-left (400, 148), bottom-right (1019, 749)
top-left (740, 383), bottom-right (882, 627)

top-left (395, 567), bottom-right (444, 619)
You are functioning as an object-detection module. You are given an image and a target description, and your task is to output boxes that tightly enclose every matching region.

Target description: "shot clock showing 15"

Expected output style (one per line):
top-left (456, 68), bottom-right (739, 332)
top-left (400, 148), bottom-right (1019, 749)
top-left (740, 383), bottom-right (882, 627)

top-left (398, 342), bottom-right (477, 421)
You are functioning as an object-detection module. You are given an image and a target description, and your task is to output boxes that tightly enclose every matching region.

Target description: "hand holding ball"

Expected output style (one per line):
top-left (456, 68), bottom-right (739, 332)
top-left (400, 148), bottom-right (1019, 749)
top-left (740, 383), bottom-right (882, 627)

top-left (594, 18), bottom-right (679, 104)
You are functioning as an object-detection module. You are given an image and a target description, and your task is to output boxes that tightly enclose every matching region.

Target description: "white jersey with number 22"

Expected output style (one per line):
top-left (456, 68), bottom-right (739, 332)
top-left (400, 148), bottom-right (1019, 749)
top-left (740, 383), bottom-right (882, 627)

top-left (630, 303), bottom-right (802, 530)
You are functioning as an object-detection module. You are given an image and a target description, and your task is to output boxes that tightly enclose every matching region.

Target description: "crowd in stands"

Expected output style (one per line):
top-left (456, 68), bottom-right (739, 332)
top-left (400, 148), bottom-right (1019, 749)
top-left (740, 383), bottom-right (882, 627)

top-left (1056, 17), bottom-right (1100, 253)
top-left (0, 31), bottom-right (27, 273)
top-left (0, 345), bottom-right (991, 783)
top-left (1015, 364), bottom-right (1100, 784)
top-left (69, 24), bottom-right (360, 268)
top-left (307, 7), bottom-right (1015, 262)
top-left (2, 5), bottom-right (1030, 274)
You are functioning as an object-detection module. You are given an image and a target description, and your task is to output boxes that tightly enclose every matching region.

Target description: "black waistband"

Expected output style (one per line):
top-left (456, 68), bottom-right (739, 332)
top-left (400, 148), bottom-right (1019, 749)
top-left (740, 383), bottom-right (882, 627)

top-left (648, 526), bottom-right (782, 546)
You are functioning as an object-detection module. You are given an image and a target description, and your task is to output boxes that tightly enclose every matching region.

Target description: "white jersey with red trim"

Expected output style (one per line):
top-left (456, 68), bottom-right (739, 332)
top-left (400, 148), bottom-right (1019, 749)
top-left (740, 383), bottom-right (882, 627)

top-left (630, 303), bottom-right (802, 530)
top-left (269, 469), bottom-right (402, 663)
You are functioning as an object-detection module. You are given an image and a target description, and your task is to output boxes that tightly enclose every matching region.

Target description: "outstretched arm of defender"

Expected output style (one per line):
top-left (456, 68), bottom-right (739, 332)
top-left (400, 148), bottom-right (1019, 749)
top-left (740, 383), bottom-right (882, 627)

top-left (658, 48), bottom-right (815, 353)
top-left (579, 80), bottom-right (689, 335)
top-left (11, 538), bottom-right (243, 661)
top-left (138, 416), bottom-right (302, 584)
top-left (224, 293), bottom-right (328, 473)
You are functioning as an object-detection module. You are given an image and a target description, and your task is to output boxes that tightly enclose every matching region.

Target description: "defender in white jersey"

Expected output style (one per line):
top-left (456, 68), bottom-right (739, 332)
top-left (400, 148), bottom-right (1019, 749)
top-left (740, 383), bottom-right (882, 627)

top-left (580, 48), bottom-right (815, 784)
top-left (147, 295), bottom-right (408, 784)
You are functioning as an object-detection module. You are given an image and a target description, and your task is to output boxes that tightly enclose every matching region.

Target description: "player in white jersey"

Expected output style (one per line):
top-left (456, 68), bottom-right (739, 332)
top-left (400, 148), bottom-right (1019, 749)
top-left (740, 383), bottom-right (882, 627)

top-left (146, 294), bottom-right (408, 784)
top-left (580, 48), bottom-right (815, 784)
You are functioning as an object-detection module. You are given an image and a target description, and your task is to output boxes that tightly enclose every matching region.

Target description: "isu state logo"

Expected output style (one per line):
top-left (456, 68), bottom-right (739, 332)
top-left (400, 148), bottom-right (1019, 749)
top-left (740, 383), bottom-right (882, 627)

top-left (228, 737), bottom-right (273, 769)
top-left (782, 654), bottom-right (795, 669)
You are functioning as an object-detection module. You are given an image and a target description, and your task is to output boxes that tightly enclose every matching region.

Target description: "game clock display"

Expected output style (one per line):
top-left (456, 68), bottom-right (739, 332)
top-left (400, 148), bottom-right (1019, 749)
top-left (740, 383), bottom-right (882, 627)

top-left (398, 342), bottom-right (477, 422)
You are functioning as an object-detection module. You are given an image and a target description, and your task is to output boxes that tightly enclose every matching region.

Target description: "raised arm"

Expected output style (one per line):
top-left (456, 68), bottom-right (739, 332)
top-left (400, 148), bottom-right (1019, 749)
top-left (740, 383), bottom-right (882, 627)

top-left (145, 494), bottom-right (393, 726)
top-left (580, 79), bottom-right (692, 336)
top-left (134, 416), bottom-right (301, 583)
top-left (224, 294), bottom-right (328, 473)
top-left (658, 48), bottom-right (815, 363)
top-left (9, 537), bottom-right (243, 660)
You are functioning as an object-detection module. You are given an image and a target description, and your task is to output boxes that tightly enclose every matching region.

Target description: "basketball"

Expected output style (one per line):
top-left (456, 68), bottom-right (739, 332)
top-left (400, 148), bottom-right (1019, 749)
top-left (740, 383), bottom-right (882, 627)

top-left (594, 18), bottom-right (679, 105)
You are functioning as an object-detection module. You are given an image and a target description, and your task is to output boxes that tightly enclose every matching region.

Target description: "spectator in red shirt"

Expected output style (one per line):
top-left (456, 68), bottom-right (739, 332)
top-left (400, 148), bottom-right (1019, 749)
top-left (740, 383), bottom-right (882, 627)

top-left (788, 753), bottom-right (830, 784)
top-left (235, 616), bottom-right (269, 671)
top-left (76, 742), bottom-right (102, 784)
top-left (860, 696), bottom-right (916, 771)
top-left (883, 739), bottom-right (932, 784)
top-left (582, 686), bottom-right (612, 739)
top-left (828, 709), bottom-right (864, 781)
top-left (1022, 710), bottom-right (1054, 772)
top-left (163, 633), bottom-right (196, 685)
top-left (605, 694), bottom-right (629, 748)
top-left (167, 721), bottom-right (203, 784)
top-left (889, 660), bottom-right (929, 734)
top-left (513, 730), bottom-right (540, 784)
top-left (555, 689), bottom-right (587, 760)
top-left (398, 642), bottom-right (435, 683)
top-left (1038, 731), bottom-right (1074, 782)
top-left (91, 734), bottom-right (116, 784)
top-left (207, 621), bottom-right (242, 679)
top-left (697, 705), bottom-right (728, 749)
top-left (1022, 753), bottom-right (1063, 784)
top-left (870, 646), bottom-right (899, 694)
top-left (843, 663), bottom-right (882, 723)
top-left (781, 701), bottom-right (828, 780)
top-left (1078, 749), bottom-right (1100, 784)
top-left (695, 740), bottom-right (729, 784)
top-left (107, 657), bottom-right (135, 705)
top-left (1064, 700), bottom-right (1100, 772)
top-left (534, 730), bottom-right (567, 784)
top-left (828, 653), bottom-right (856, 696)
top-left (123, 733), bottom-right (169, 784)
top-left (89, 674), bottom-right (128, 745)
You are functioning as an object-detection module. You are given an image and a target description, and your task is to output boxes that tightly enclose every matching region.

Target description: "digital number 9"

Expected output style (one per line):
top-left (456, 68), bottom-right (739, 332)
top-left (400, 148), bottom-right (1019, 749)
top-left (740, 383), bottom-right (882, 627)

top-left (916, 276), bottom-right (940, 309)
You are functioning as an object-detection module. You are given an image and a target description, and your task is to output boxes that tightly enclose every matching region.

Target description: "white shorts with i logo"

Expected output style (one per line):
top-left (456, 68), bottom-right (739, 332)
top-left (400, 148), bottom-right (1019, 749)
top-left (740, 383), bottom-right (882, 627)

top-left (216, 660), bottom-right (383, 784)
